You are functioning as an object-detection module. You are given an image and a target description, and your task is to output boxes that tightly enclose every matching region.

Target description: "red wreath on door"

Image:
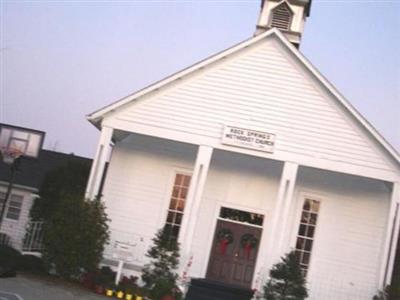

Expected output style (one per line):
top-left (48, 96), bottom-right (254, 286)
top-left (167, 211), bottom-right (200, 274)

top-left (217, 228), bottom-right (234, 255)
top-left (240, 233), bottom-right (258, 259)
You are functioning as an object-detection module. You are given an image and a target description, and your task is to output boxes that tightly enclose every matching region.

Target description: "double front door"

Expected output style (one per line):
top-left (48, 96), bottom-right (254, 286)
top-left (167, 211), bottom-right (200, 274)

top-left (206, 219), bottom-right (262, 288)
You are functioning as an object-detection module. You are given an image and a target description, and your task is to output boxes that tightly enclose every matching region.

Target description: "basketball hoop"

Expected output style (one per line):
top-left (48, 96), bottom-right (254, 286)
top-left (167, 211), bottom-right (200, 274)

top-left (0, 124), bottom-right (45, 234)
top-left (0, 147), bottom-right (23, 165)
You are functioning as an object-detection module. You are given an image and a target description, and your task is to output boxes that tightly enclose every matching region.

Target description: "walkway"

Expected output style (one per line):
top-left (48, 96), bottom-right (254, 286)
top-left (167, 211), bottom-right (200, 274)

top-left (0, 274), bottom-right (106, 300)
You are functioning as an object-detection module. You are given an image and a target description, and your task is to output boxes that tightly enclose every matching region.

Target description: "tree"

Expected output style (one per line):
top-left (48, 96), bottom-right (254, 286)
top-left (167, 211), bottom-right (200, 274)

top-left (263, 251), bottom-right (308, 300)
top-left (30, 159), bottom-right (90, 221)
top-left (31, 160), bottom-right (109, 278)
top-left (42, 195), bottom-right (109, 278)
top-left (141, 228), bottom-right (182, 300)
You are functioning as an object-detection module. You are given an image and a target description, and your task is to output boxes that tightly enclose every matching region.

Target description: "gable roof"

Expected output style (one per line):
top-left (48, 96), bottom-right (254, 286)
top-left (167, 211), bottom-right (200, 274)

top-left (0, 149), bottom-right (92, 190)
top-left (87, 28), bottom-right (400, 168)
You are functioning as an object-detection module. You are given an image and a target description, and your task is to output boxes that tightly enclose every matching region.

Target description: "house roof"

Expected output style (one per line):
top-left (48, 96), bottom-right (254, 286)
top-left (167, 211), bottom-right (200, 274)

top-left (0, 149), bottom-right (92, 191)
top-left (87, 28), bottom-right (400, 169)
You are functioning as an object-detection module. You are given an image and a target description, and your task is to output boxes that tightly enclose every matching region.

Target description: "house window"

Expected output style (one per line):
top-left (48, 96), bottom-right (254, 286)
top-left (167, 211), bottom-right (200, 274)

top-left (0, 192), bottom-right (23, 221)
top-left (270, 2), bottom-right (293, 31)
top-left (165, 173), bottom-right (191, 240)
top-left (295, 198), bottom-right (320, 275)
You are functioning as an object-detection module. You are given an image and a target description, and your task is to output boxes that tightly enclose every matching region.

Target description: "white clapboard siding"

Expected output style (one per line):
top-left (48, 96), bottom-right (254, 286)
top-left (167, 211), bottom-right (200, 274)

top-left (289, 167), bottom-right (391, 299)
top-left (102, 134), bottom-right (391, 298)
top-left (107, 35), bottom-right (396, 176)
top-left (0, 187), bottom-right (35, 251)
top-left (101, 134), bottom-right (197, 261)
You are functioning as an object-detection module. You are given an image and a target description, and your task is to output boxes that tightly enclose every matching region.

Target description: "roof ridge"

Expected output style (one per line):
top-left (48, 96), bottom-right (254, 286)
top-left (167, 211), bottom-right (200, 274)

top-left (87, 29), bottom-right (277, 123)
top-left (87, 27), bottom-right (400, 169)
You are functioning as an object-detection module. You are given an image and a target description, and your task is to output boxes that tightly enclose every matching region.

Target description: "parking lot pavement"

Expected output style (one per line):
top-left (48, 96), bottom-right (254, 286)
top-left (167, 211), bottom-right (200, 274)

top-left (0, 291), bottom-right (23, 300)
top-left (0, 274), bottom-right (106, 300)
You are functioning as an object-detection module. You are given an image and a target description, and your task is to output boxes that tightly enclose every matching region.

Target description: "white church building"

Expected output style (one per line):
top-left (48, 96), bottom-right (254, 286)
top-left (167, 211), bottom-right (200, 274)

top-left (85, 1), bottom-right (400, 299)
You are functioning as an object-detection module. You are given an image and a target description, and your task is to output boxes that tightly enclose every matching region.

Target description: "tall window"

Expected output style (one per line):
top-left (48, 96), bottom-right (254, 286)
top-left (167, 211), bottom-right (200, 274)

top-left (165, 173), bottom-right (191, 240)
top-left (0, 192), bottom-right (23, 221)
top-left (295, 198), bottom-right (320, 275)
top-left (270, 3), bottom-right (293, 31)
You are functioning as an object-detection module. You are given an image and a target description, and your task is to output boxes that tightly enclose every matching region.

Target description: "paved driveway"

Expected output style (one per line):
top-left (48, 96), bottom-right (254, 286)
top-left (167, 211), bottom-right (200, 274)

top-left (0, 291), bottom-right (22, 300)
top-left (0, 274), bottom-right (106, 300)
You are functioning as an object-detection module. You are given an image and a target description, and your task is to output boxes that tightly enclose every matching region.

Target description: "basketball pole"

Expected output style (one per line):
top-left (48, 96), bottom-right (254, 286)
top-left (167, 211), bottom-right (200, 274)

top-left (0, 158), bottom-right (20, 232)
top-left (0, 124), bottom-right (45, 235)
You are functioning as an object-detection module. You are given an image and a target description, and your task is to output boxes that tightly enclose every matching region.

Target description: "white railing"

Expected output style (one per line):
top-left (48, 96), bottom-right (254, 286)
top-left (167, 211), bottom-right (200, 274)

top-left (23, 221), bottom-right (45, 252)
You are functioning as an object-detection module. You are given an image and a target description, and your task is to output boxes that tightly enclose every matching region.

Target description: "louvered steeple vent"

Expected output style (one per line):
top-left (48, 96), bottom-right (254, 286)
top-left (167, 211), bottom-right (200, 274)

top-left (270, 2), bottom-right (293, 31)
top-left (255, 0), bottom-right (312, 48)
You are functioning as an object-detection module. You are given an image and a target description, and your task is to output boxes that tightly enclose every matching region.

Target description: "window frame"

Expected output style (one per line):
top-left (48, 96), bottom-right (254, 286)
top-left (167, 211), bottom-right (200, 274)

top-left (291, 192), bottom-right (324, 277)
top-left (162, 169), bottom-right (192, 241)
top-left (0, 191), bottom-right (24, 221)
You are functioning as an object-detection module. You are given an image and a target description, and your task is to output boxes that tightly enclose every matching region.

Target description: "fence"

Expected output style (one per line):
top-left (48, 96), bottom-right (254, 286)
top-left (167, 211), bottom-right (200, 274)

top-left (22, 221), bottom-right (45, 252)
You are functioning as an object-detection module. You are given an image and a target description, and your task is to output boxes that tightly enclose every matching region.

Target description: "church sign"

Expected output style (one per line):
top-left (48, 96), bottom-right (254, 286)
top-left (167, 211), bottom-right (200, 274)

top-left (112, 241), bottom-right (134, 262)
top-left (221, 125), bottom-right (275, 153)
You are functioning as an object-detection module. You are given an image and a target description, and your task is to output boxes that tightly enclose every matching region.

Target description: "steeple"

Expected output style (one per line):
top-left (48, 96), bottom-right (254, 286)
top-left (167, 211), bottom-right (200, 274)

top-left (255, 0), bottom-right (312, 47)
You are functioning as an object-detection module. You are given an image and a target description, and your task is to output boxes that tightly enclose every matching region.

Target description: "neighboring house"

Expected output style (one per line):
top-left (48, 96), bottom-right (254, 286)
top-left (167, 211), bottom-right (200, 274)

top-left (85, 1), bottom-right (400, 299)
top-left (0, 148), bottom-right (92, 252)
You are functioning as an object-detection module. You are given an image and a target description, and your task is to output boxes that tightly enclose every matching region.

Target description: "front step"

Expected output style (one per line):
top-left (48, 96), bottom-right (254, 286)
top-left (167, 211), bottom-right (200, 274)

top-left (185, 279), bottom-right (254, 300)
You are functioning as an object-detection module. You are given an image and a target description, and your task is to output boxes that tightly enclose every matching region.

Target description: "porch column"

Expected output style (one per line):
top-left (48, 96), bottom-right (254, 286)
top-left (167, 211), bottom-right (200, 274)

top-left (85, 126), bottom-right (113, 200)
top-left (264, 161), bottom-right (298, 271)
top-left (179, 145), bottom-right (213, 255)
top-left (379, 182), bottom-right (400, 288)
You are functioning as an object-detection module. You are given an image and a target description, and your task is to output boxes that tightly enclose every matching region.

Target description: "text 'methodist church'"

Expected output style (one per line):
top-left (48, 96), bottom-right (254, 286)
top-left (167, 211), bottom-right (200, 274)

top-left (85, 0), bottom-right (400, 299)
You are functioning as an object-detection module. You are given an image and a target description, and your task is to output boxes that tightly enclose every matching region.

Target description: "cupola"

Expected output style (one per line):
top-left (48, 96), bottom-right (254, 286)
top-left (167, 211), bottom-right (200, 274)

top-left (255, 0), bottom-right (312, 47)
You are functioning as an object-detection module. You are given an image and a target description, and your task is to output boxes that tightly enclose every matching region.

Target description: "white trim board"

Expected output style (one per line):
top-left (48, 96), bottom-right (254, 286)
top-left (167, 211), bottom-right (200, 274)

top-left (87, 28), bottom-right (400, 172)
top-left (103, 120), bottom-right (399, 182)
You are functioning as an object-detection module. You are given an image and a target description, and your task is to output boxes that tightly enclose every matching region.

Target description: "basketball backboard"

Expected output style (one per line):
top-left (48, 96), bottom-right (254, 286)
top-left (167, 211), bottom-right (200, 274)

top-left (0, 124), bottom-right (45, 163)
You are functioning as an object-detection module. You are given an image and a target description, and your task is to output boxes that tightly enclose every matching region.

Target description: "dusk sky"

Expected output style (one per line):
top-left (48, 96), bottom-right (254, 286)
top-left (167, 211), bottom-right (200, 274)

top-left (1, 0), bottom-right (399, 158)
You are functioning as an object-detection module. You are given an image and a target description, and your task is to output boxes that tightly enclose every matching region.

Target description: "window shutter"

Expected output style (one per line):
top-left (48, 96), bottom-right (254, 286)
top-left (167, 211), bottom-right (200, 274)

top-left (271, 3), bottom-right (292, 31)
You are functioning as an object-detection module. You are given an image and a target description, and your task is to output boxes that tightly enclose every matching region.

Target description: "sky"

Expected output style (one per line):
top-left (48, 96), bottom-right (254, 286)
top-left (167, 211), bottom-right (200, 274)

top-left (1, 0), bottom-right (399, 158)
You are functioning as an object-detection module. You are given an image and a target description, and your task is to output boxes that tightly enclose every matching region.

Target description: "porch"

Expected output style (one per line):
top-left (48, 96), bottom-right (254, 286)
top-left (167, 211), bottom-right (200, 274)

top-left (86, 129), bottom-right (399, 299)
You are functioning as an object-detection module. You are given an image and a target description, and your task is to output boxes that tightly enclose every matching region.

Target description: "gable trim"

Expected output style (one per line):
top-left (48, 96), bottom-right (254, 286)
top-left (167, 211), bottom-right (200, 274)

top-left (87, 30), bottom-right (276, 124)
top-left (271, 30), bottom-right (400, 166)
top-left (87, 28), bottom-right (400, 167)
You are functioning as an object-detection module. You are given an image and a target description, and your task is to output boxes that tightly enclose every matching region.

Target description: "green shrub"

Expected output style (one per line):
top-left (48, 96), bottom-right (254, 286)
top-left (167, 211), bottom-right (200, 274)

top-left (0, 246), bottom-right (47, 274)
top-left (0, 245), bottom-right (21, 269)
top-left (19, 255), bottom-right (47, 274)
top-left (151, 278), bottom-right (179, 300)
top-left (389, 285), bottom-right (400, 299)
top-left (42, 196), bottom-right (109, 278)
top-left (30, 160), bottom-right (91, 221)
top-left (94, 266), bottom-right (116, 287)
top-left (141, 228), bottom-right (182, 300)
top-left (263, 251), bottom-right (308, 300)
top-left (389, 275), bottom-right (400, 299)
top-left (117, 275), bottom-right (138, 294)
top-left (29, 159), bottom-right (109, 278)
